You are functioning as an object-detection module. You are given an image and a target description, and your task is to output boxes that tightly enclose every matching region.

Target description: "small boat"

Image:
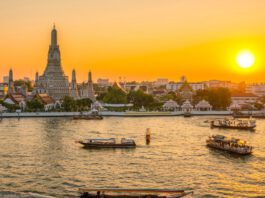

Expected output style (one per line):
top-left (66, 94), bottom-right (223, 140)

top-left (79, 188), bottom-right (193, 198)
top-left (210, 118), bottom-right (256, 130)
top-left (206, 134), bottom-right (253, 155)
top-left (77, 138), bottom-right (136, 148)
top-left (183, 112), bottom-right (192, 117)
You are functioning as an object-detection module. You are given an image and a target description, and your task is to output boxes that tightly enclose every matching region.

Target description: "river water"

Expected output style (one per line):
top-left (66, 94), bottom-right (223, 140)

top-left (0, 117), bottom-right (265, 198)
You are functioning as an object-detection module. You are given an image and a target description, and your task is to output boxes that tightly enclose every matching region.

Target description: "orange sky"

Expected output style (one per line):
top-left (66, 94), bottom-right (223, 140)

top-left (1, 0), bottom-right (265, 83)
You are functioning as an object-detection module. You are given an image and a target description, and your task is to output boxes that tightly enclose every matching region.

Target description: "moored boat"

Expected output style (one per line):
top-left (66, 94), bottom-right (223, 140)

top-left (206, 134), bottom-right (253, 155)
top-left (183, 112), bottom-right (192, 117)
top-left (77, 138), bottom-right (136, 148)
top-left (79, 188), bottom-right (193, 198)
top-left (210, 118), bottom-right (256, 130)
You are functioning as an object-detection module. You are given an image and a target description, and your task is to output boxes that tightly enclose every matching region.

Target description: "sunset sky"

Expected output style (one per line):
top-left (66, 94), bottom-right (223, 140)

top-left (1, 0), bottom-right (265, 83)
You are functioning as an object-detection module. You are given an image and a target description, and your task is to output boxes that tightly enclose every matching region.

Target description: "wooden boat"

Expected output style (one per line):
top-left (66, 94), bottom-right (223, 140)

top-left (79, 188), bottom-right (193, 198)
top-left (77, 138), bottom-right (136, 148)
top-left (206, 134), bottom-right (253, 155)
top-left (210, 118), bottom-right (256, 130)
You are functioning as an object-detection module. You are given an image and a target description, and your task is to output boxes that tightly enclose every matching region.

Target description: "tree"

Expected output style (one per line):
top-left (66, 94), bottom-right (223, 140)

top-left (14, 79), bottom-right (33, 92)
top-left (61, 96), bottom-right (76, 112)
top-left (127, 90), bottom-right (155, 108)
top-left (76, 98), bottom-right (92, 111)
top-left (26, 99), bottom-right (44, 112)
top-left (194, 88), bottom-right (231, 110)
top-left (103, 87), bottom-right (127, 104)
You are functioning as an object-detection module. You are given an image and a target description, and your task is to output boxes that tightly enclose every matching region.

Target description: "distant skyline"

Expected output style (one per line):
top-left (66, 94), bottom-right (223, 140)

top-left (1, 0), bottom-right (265, 83)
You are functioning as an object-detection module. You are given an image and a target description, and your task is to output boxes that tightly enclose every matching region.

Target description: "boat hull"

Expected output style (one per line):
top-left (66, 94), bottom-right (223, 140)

top-left (211, 124), bottom-right (255, 130)
top-left (78, 141), bottom-right (136, 148)
top-left (206, 143), bottom-right (252, 155)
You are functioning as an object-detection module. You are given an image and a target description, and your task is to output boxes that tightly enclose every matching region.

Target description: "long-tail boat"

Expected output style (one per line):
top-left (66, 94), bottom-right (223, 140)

top-left (77, 138), bottom-right (136, 148)
top-left (79, 188), bottom-right (193, 198)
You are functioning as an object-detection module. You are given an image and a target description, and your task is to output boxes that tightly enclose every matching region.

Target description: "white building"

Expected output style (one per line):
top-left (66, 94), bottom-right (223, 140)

top-left (166, 82), bottom-right (205, 91)
top-left (97, 78), bottom-right (110, 87)
top-left (246, 83), bottom-right (265, 96)
top-left (195, 100), bottom-right (212, 111)
top-left (231, 93), bottom-right (258, 106)
top-left (204, 80), bottom-right (238, 89)
top-left (162, 99), bottom-right (179, 111)
top-left (154, 78), bottom-right (169, 87)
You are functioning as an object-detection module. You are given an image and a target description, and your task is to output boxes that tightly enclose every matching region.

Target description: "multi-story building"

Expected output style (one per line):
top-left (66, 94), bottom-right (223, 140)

top-left (97, 78), bottom-right (110, 87)
top-left (246, 83), bottom-right (265, 97)
top-left (154, 78), bottom-right (169, 87)
top-left (166, 82), bottom-right (205, 91)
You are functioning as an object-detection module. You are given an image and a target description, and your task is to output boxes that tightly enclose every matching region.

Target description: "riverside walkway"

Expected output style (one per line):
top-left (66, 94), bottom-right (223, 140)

top-left (0, 111), bottom-right (235, 118)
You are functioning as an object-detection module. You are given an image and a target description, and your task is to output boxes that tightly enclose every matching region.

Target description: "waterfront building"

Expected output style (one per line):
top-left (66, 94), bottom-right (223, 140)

top-left (162, 99), bottom-right (180, 111)
top-left (4, 93), bottom-right (26, 110)
top-left (35, 25), bottom-right (70, 100)
top-left (181, 100), bottom-right (193, 112)
top-left (33, 93), bottom-right (57, 111)
top-left (195, 100), bottom-right (212, 111)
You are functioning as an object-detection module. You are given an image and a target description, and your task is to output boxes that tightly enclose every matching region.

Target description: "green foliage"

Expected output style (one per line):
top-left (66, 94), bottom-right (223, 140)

top-left (26, 99), bottom-right (44, 112)
top-left (127, 90), bottom-right (154, 108)
top-left (0, 102), bottom-right (19, 112)
top-left (61, 96), bottom-right (76, 112)
top-left (194, 88), bottom-right (231, 110)
top-left (103, 87), bottom-right (127, 104)
top-left (96, 92), bottom-right (107, 101)
top-left (76, 98), bottom-right (92, 111)
top-left (14, 79), bottom-right (33, 92)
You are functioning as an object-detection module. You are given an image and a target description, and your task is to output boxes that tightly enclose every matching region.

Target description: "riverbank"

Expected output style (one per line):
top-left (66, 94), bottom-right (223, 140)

top-left (0, 110), bottom-right (249, 118)
top-left (1, 110), bottom-right (263, 118)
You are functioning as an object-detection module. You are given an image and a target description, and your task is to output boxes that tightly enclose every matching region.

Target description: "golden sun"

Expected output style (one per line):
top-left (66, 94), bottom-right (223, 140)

top-left (236, 51), bottom-right (255, 69)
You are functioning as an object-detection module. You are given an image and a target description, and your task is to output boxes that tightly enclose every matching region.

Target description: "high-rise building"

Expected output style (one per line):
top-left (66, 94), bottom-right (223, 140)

top-left (36, 25), bottom-right (70, 100)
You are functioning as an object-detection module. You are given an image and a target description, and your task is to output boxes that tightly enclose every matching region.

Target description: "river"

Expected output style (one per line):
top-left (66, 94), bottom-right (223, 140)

top-left (0, 117), bottom-right (264, 197)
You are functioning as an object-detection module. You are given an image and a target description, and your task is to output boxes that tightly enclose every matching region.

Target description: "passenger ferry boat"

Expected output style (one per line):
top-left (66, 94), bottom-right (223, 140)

top-left (79, 188), bottom-right (193, 198)
top-left (77, 138), bottom-right (136, 148)
top-left (210, 118), bottom-right (256, 130)
top-left (206, 135), bottom-right (253, 155)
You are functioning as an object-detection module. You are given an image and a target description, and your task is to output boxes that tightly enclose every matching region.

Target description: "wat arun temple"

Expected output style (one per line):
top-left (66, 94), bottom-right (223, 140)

top-left (33, 25), bottom-right (95, 101)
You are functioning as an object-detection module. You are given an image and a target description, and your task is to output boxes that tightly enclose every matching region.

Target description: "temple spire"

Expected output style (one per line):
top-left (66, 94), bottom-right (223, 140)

top-left (8, 68), bottom-right (15, 94)
top-left (51, 24), bottom-right (57, 46)
top-left (88, 70), bottom-right (92, 83)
